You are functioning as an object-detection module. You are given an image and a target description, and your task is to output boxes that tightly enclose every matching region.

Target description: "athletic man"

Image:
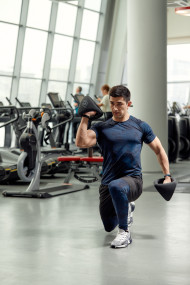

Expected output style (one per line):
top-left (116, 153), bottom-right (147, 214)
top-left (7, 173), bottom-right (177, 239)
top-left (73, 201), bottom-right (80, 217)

top-left (76, 85), bottom-right (171, 248)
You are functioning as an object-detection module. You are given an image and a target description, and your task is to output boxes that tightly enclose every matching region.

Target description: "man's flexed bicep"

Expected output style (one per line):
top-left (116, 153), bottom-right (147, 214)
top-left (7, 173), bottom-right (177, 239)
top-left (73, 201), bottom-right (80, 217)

top-left (75, 117), bottom-right (97, 148)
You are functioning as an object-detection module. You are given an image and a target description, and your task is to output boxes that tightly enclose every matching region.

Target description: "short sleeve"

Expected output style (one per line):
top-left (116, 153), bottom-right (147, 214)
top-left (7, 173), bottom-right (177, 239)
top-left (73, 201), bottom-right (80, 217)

top-left (100, 96), bottom-right (106, 105)
top-left (140, 121), bottom-right (156, 144)
top-left (104, 96), bottom-right (109, 105)
top-left (90, 122), bottom-right (103, 139)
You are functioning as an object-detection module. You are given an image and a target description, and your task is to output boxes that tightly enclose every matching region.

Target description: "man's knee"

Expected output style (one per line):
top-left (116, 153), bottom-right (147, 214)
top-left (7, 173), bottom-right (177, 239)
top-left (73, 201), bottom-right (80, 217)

top-left (102, 216), bottom-right (118, 232)
top-left (104, 224), bottom-right (116, 232)
top-left (108, 179), bottom-right (130, 197)
top-left (108, 180), bottom-right (119, 195)
top-left (104, 226), bottom-right (113, 232)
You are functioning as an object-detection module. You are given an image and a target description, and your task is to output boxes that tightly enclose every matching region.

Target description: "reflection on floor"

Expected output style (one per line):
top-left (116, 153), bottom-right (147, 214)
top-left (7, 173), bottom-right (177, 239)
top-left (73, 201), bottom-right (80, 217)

top-left (0, 159), bottom-right (190, 285)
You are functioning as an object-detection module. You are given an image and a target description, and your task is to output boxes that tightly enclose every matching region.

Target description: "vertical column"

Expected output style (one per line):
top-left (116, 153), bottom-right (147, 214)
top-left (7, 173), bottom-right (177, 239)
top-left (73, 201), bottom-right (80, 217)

top-left (105, 0), bottom-right (127, 86)
top-left (39, 2), bottom-right (58, 105)
top-left (89, 0), bottom-right (108, 97)
top-left (10, 0), bottom-right (29, 104)
top-left (66, 0), bottom-right (84, 102)
top-left (127, 0), bottom-right (167, 172)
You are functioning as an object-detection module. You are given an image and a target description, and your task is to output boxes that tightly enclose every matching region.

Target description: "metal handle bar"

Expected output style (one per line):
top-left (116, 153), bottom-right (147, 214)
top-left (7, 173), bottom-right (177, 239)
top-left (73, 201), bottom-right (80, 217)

top-left (0, 106), bottom-right (19, 128)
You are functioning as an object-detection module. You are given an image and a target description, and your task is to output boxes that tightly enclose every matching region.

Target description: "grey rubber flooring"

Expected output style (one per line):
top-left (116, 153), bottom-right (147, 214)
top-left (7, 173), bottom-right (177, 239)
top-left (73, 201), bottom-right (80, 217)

top-left (0, 160), bottom-right (190, 285)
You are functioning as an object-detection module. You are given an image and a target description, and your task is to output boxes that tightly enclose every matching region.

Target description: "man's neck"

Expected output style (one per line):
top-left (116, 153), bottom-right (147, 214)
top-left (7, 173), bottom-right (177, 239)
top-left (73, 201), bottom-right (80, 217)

top-left (113, 113), bottom-right (130, 122)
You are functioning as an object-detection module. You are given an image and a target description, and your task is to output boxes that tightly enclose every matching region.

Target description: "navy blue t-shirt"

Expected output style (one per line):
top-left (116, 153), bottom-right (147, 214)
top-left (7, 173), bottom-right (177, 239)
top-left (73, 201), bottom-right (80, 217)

top-left (91, 115), bottom-right (156, 185)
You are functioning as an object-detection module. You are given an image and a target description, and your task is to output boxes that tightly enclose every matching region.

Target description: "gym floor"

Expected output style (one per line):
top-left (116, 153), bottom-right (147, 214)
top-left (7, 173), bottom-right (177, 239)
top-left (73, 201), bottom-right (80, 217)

top-left (0, 160), bottom-right (190, 285)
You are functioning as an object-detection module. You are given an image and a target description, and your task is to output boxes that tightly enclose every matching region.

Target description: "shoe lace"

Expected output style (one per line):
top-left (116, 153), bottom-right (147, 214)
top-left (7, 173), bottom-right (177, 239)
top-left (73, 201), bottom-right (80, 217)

top-left (115, 229), bottom-right (129, 242)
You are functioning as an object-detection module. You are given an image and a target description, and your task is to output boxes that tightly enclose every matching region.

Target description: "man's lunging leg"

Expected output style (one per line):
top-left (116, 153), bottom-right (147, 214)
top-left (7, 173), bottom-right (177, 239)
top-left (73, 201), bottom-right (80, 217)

top-left (108, 178), bottom-right (132, 248)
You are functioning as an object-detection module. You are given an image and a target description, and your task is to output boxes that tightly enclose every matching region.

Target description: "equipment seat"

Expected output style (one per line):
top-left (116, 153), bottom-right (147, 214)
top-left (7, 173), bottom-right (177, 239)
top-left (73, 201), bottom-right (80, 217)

top-left (58, 156), bottom-right (81, 161)
top-left (57, 156), bottom-right (103, 183)
top-left (80, 157), bottom-right (103, 162)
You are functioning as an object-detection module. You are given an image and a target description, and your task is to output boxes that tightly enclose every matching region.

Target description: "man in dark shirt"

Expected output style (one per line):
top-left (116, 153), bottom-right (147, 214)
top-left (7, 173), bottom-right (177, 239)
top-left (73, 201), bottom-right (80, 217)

top-left (76, 85), bottom-right (171, 248)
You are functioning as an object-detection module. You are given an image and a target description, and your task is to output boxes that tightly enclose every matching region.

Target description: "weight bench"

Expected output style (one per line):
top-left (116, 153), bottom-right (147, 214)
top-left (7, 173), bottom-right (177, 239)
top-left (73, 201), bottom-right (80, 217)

top-left (58, 156), bottom-right (103, 183)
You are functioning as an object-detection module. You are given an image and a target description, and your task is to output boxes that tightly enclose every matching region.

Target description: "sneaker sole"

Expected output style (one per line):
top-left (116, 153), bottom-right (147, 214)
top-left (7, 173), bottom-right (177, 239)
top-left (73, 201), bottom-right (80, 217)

top-left (111, 238), bottom-right (132, 249)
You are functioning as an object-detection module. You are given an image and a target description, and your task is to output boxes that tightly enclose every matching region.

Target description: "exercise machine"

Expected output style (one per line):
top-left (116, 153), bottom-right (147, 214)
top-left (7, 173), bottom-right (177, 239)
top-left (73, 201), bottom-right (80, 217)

top-left (0, 106), bottom-right (20, 182)
top-left (2, 108), bottom-right (88, 198)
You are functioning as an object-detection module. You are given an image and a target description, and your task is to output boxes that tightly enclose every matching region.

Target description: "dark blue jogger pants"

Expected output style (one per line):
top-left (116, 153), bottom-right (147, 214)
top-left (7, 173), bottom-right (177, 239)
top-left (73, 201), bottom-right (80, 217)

top-left (99, 176), bottom-right (143, 232)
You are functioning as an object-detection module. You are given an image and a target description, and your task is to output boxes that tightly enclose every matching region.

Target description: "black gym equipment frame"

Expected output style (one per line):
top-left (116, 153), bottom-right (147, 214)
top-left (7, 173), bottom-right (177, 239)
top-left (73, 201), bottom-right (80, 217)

top-left (3, 184), bottom-right (89, 198)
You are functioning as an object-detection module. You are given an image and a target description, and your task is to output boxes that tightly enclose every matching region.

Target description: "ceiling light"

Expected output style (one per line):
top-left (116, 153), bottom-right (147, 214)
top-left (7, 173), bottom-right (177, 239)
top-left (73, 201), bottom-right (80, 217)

top-left (175, 6), bottom-right (190, 15)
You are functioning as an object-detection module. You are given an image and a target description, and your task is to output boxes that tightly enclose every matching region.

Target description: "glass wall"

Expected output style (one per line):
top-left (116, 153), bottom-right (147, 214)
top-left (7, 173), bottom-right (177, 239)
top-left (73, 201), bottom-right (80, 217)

top-left (49, 35), bottom-right (73, 82)
top-left (55, 3), bottom-right (77, 36)
top-left (27, 0), bottom-right (52, 30)
top-left (167, 44), bottom-right (190, 107)
top-left (0, 0), bottom-right (106, 106)
top-left (20, 29), bottom-right (48, 78)
top-left (0, 0), bottom-right (22, 24)
top-left (0, 23), bottom-right (18, 76)
top-left (74, 40), bottom-right (96, 83)
top-left (18, 78), bottom-right (41, 106)
top-left (0, 77), bottom-right (12, 105)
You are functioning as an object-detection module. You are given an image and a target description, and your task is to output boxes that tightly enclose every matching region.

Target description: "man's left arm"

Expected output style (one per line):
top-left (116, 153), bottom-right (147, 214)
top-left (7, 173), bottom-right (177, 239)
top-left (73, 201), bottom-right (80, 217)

top-left (148, 137), bottom-right (171, 184)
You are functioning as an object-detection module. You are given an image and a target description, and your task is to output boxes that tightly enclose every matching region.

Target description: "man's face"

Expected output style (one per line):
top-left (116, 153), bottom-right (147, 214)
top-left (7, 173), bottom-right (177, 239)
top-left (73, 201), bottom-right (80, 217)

top-left (110, 96), bottom-right (131, 119)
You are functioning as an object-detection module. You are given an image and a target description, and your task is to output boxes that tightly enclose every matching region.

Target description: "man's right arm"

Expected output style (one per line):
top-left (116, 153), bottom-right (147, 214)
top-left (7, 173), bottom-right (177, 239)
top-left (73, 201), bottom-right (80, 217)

top-left (75, 116), bottom-right (97, 148)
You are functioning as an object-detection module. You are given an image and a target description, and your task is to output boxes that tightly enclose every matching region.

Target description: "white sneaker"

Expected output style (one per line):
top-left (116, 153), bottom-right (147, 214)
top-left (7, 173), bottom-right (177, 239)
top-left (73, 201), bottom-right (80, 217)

top-left (111, 229), bottom-right (132, 248)
top-left (128, 202), bottom-right (135, 227)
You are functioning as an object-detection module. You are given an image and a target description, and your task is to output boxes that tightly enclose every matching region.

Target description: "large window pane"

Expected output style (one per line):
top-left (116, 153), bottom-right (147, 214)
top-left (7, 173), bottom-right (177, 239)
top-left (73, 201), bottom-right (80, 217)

top-left (80, 10), bottom-right (99, 41)
top-left (21, 29), bottom-right (48, 78)
top-left (47, 81), bottom-right (67, 102)
top-left (75, 40), bottom-right (95, 82)
top-left (84, 0), bottom-right (102, 11)
top-left (0, 77), bottom-right (12, 105)
top-left (0, 0), bottom-right (22, 24)
top-left (49, 35), bottom-right (73, 81)
top-left (167, 83), bottom-right (190, 105)
top-left (0, 23), bottom-right (18, 76)
top-left (18, 78), bottom-right (41, 107)
top-left (168, 44), bottom-right (190, 82)
top-left (56, 3), bottom-right (77, 36)
top-left (27, 0), bottom-right (52, 30)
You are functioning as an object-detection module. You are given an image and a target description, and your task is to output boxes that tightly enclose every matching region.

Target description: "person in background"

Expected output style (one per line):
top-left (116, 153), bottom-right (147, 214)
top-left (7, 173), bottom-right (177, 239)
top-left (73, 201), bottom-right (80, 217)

top-left (97, 84), bottom-right (111, 112)
top-left (74, 86), bottom-right (83, 115)
top-left (97, 84), bottom-right (112, 120)
top-left (72, 86), bottom-right (84, 142)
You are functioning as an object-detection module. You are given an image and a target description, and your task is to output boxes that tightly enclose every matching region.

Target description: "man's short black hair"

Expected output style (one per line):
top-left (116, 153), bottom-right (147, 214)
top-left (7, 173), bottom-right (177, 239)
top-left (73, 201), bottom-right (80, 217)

top-left (109, 85), bottom-right (131, 103)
